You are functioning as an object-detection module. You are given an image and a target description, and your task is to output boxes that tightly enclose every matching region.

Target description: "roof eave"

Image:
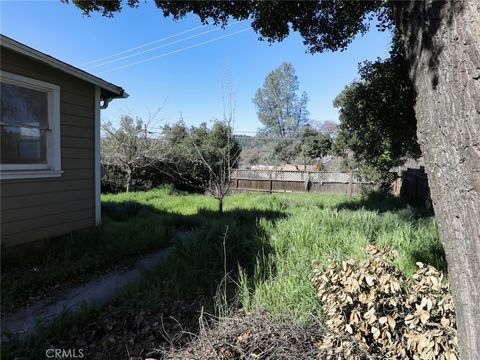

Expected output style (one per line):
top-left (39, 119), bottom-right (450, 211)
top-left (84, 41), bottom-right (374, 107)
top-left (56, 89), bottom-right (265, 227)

top-left (1, 34), bottom-right (126, 98)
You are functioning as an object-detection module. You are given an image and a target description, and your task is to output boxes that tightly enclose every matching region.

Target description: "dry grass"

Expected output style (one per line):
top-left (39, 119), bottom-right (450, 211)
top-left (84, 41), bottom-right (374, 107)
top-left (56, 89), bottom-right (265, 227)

top-left (155, 309), bottom-right (324, 360)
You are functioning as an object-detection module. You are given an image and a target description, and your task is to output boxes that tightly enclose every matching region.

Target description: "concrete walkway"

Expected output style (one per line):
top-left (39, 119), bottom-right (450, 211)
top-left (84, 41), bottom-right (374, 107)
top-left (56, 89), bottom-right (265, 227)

top-left (1, 247), bottom-right (173, 340)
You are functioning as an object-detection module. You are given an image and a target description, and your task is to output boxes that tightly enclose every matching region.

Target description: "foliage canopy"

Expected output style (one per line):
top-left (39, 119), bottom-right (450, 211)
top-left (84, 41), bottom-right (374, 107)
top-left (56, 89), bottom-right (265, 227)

top-left (68, 0), bottom-right (391, 53)
top-left (333, 39), bottom-right (420, 183)
top-left (253, 62), bottom-right (309, 138)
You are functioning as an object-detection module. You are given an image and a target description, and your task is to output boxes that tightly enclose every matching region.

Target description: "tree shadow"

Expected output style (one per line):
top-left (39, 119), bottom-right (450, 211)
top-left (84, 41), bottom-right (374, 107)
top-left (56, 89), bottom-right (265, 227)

top-left (410, 242), bottom-right (447, 275)
top-left (1, 199), bottom-right (286, 359)
top-left (334, 191), bottom-right (410, 213)
top-left (331, 191), bottom-right (434, 219)
top-left (101, 200), bottom-right (286, 300)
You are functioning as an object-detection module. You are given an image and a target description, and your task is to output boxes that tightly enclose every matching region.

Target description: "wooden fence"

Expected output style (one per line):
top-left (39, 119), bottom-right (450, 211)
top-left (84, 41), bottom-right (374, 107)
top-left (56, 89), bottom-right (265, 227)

top-left (230, 169), bottom-right (372, 195)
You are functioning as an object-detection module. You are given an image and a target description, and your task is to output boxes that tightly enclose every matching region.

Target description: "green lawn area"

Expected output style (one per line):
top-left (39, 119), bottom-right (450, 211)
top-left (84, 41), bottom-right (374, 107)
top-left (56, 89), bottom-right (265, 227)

top-left (115, 188), bottom-right (444, 320)
top-left (1, 187), bottom-right (446, 358)
top-left (2, 187), bottom-right (444, 314)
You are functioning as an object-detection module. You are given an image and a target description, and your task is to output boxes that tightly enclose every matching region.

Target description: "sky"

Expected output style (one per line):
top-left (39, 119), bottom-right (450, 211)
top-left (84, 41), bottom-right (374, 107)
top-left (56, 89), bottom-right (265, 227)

top-left (1, 0), bottom-right (392, 134)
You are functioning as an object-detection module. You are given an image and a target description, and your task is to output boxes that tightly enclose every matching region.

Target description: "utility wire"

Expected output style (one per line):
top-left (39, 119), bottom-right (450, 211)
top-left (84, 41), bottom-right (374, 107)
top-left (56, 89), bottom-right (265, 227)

top-left (86, 21), bottom-right (240, 69)
top-left (80, 24), bottom-right (206, 66)
top-left (98, 28), bottom-right (250, 75)
top-left (233, 136), bottom-right (306, 142)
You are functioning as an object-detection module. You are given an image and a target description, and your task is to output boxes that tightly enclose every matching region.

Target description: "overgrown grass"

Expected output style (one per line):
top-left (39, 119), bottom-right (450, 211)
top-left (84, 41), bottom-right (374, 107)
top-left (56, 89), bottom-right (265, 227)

top-left (102, 188), bottom-right (444, 322)
top-left (2, 187), bottom-right (445, 359)
top-left (2, 186), bottom-right (183, 312)
top-left (236, 198), bottom-right (443, 320)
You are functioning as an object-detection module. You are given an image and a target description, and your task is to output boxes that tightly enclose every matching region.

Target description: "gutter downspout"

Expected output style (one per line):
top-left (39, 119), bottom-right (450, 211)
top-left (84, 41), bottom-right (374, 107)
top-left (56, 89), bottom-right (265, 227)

top-left (100, 97), bottom-right (113, 110)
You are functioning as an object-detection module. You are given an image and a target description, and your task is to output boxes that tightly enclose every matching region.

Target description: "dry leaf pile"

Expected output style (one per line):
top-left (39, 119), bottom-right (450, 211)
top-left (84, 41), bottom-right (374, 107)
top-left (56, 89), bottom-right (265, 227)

top-left (311, 245), bottom-right (458, 360)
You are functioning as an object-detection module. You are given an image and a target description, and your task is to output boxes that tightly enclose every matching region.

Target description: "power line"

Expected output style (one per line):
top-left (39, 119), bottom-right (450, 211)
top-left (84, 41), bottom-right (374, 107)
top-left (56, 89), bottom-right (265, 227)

top-left (234, 137), bottom-right (305, 142)
top-left (86, 21), bottom-right (240, 69)
top-left (97, 28), bottom-right (250, 75)
top-left (233, 134), bottom-right (307, 141)
top-left (233, 133), bottom-right (333, 141)
top-left (80, 24), bottom-right (206, 66)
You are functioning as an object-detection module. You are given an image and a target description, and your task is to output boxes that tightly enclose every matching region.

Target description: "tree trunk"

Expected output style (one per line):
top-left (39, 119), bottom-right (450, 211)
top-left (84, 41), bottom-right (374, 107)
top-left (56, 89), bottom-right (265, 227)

top-left (394, 1), bottom-right (480, 358)
top-left (218, 197), bottom-right (223, 214)
top-left (125, 171), bottom-right (132, 193)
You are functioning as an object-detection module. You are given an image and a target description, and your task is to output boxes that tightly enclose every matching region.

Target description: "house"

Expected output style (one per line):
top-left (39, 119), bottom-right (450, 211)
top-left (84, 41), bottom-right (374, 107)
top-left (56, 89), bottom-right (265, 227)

top-left (0, 35), bottom-right (127, 255)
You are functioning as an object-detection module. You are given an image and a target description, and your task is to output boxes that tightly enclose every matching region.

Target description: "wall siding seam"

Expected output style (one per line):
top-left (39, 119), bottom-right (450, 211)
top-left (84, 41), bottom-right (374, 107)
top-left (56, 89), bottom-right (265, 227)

top-left (60, 167), bottom-right (94, 171)
top-left (62, 147), bottom-right (94, 152)
top-left (61, 146), bottom-right (94, 151)
top-left (2, 207), bottom-right (95, 228)
top-left (61, 135), bottom-right (94, 141)
top-left (60, 131), bottom-right (94, 139)
top-left (2, 206), bottom-right (94, 226)
top-left (61, 89), bottom-right (95, 101)
top-left (61, 99), bottom-right (94, 110)
top-left (2, 187), bottom-right (94, 198)
top-left (62, 156), bottom-right (94, 160)
top-left (1, 178), bottom-right (94, 185)
top-left (1, 196), bottom-right (95, 211)
top-left (60, 166), bottom-right (94, 170)
top-left (1, 190), bottom-right (95, 200)
top-left (61, 123), bottom-right (94, 130)
top-left (60, 112), bottom-right (94, 121)
top-left (60, 135), bottom-right (93, 140)
top-left (2, 217), bottom-right (95, 245)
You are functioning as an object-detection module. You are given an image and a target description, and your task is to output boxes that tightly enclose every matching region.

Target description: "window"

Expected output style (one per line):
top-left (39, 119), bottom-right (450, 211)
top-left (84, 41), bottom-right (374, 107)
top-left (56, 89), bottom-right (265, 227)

top-left (1, 71), bottom-right (61, 179)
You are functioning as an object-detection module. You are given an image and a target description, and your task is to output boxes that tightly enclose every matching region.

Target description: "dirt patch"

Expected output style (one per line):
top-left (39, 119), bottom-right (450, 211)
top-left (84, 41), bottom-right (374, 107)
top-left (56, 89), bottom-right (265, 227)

top-left (1, 226), bottom-right (194, 314)
top-left (1, 262), bottom-right (131, 314)
top-left (3, 293), bottom-right (210, 360)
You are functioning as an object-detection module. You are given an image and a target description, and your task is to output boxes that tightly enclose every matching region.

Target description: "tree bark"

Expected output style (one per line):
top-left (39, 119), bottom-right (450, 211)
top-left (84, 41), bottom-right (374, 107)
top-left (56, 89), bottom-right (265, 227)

top-left (394, 1), bottom-right (480, 358)
top-left (218, 197), bottom-right (223, 214)
top-left (125, 170), bottom-right (132, 193)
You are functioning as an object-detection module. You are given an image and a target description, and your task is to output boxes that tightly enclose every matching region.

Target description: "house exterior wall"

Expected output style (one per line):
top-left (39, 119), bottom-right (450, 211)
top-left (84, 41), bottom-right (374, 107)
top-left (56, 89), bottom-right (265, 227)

top-left (1, 48), bottom-right (96, 248)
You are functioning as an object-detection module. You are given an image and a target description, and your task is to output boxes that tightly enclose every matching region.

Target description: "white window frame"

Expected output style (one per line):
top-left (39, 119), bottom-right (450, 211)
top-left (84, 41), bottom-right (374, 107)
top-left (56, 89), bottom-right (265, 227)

top-left (0, 71), bottom-right (62, 179)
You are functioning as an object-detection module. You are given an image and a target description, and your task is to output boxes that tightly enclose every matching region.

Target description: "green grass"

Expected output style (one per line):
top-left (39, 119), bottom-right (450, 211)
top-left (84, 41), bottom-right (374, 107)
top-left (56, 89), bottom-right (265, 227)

top-left (2, 188), bottom-right (444, 317)
top-left (101, 188), bottom-right (444, 322)
top-left (2, 187), bottom-right (446, 359)
top-left (236, 199), bottom-right (443, 320)
top-left (2, 186), bottom-right (183, 312)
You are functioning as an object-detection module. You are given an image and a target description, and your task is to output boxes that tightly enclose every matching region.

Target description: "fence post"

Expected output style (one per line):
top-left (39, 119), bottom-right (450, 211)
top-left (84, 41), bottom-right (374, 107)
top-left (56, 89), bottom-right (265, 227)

top-left (269, 170), bottom-right (273, 194)
top-left (348, 171), bottom-right (353, 197)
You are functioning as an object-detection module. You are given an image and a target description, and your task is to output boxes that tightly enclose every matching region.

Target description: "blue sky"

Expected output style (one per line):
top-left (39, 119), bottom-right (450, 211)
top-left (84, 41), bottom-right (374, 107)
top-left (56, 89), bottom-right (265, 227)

top-left (1, 0), bottom-right (392, 134)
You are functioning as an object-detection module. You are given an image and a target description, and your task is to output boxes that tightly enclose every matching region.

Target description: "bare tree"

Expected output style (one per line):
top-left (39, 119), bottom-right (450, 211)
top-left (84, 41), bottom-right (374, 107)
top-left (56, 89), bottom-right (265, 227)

top-left (208, 76), bottom-right (238, 213)
top-left (187, 124), bottom-right (240, 213)
top-left (101, 112), bottom-right (164, 192)
top-left (161, 78), bottom-right (241, 213)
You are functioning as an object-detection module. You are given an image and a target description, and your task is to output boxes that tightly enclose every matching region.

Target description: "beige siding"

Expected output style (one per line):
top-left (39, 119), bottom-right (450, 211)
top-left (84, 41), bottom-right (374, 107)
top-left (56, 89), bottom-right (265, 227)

top-left (1, 48), bottom-right (96, 248)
